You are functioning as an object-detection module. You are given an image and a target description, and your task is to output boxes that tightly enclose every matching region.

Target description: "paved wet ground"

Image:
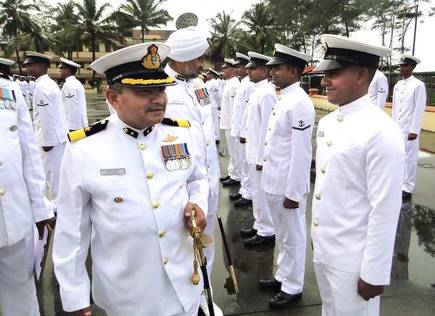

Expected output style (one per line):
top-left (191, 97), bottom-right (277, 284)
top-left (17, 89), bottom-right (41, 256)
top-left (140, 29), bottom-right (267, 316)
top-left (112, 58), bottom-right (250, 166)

top-left (32, 91), bottom-right (435, 315)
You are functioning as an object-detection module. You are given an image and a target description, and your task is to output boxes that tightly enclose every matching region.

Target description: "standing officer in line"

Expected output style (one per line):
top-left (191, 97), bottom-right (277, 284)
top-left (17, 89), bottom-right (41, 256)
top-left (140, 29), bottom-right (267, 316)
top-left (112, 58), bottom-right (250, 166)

top-left (24, 52), bottom-right (68, 211)
top-left (220, 58), bottom-right (241, 186)
top-left (311, 34), bottom-right (404, 316)
top-left (53, 42), bottom-right (209, 316)
top-left (230, 52), bottom-right (254, 207)
top-left (18, 75), bottom-right (30, 109)
top-left (164, 27), bottom-right (223, 316)
top-left (392, 54), bottom-right (427, 201)
top-left (260, 44), bottom-right (314, 308)
top-left (0, 57), bottom-right (54, 316)
top-left (59, 57), bottom-right (88, 131)
top-left (368, 69), bottom-right (389, 110)
top-left (205, 68), bottom-right (222, 144)
top-left (241, 52), bottom-right (276, 247)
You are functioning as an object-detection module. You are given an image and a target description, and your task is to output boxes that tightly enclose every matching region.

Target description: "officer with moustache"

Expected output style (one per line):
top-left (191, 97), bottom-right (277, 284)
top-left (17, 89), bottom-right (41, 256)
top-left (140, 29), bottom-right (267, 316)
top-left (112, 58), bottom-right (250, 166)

top-left (53, 42), bottom-right (209, 316)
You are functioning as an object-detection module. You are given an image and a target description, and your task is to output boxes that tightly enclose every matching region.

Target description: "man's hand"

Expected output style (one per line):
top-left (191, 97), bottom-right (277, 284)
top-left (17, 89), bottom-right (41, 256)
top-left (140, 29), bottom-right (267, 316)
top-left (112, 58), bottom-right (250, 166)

top-left (357, 278), bottom-right (384, 301)
top-left (239, 137), bottom-right (246, 144)
top-left (72, 306), bottom-right (92, 316)
top-left (407, 133), bottom-right (418, 141)
top-left (35, 216), bottom-right (56, 240)
top-left (184, 203), bottom-right (206, 232)
top-left (256, 164), bottom-right (263, 171)
top-left (283, 197), bottom-right (299, 209)
top-left (42, 146), bottom-right (54, 152)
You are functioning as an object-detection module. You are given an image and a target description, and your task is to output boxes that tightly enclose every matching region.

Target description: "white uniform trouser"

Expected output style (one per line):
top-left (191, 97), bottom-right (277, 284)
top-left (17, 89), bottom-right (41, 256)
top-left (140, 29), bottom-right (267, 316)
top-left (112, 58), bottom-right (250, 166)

top-left (248, 164), bottom-right (274, 237)
top-left (237, 142), bottom-right (252, 199)
top-left (403, 136), bottom-right (419, 193)
top-left (103, 300), bottom-right (200, 316)
top-left (203, 194), bottom-right (219, 280)
top-left (0, 238), bottom-right (40, 316)
top-left (266, 193), bottom-right (306, 294)
top-left (224, 130), bottom-right (241, 181)
top-left (41, 143), bottom-right (65, 209)
top-left (314, 261), bottom-right (380, 316)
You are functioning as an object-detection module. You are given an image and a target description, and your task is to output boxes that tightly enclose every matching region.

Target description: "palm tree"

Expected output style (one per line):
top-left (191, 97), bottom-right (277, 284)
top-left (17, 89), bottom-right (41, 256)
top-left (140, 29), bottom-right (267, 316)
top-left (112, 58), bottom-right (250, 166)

top-left (51, 2), bottom-right (82, 59)
top-left (0, 0), bottom-right (39, 73)
top-left (74, 0), bottom-right (124, 80)
top-left (114, 0), bottom-right (172, 43)
top-left (208, 11), bottom-right (241, 63)
top-left (242, 3), bottom-right (276, 54)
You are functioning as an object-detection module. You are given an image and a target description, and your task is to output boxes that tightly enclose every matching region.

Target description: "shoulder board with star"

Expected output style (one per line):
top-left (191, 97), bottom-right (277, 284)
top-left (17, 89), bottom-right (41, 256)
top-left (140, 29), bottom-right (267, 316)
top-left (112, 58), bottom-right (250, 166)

top-left (161, 118), bottom-right (191, 128)
top-left (68, 119), bottom-right (109, 142)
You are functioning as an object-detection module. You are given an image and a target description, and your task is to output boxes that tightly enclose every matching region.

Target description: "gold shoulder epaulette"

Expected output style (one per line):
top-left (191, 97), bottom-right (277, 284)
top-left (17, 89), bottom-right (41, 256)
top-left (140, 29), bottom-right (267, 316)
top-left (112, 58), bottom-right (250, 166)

top-left (162, 118), bottom-right (191, 128)
top-left (68, 119), bottom-right (109, 142)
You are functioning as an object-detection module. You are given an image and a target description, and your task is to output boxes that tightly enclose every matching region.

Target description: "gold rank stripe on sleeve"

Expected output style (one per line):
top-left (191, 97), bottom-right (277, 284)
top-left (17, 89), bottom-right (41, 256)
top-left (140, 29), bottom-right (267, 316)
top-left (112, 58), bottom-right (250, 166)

top-left (161, 117), bottom-right (191, 128)
top-left (68, 119), bottom-right (109, 142)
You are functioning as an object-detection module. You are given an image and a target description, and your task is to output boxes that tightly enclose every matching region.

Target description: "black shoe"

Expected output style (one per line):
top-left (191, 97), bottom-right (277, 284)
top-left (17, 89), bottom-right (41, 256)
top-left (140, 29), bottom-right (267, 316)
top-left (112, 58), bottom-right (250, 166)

top-left (220, 175), bottom-right (230, 182)
top-left (259, 278), bottom-right (282, 292)
top-left (234, 197), bottom-right (252, 207)
top-left (244, 234), bottom-right (275, 247)
top-left (229, 193), bottom-right (242, 201)
top-left (269, 291), bottom-right (302, 309)
top-left (240, 227), bottom-right (257, 238)
top-left (222, 178), bottom-right (240, 187)
top-left (402, 191), bottom-right (412, 201)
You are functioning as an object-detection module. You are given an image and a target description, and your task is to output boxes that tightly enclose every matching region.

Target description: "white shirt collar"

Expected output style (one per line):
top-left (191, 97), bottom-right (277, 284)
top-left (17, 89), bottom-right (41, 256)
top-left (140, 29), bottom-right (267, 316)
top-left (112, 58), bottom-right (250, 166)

top-left (112, 115), bottom-right (154, 140)
top-left (337, 94), bottom-right (369, 116)
top-left (35, 73), bottom-right (49, 84)
top-left (164, 65), bottom-right (189, 86)
top-left (280, 81), bottom-right (300, 95)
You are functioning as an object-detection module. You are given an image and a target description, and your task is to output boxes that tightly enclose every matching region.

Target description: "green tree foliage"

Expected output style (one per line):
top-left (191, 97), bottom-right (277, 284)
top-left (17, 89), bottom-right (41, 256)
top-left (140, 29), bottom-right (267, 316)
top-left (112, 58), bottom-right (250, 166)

top-left (112, 0), bottom-right (172, 43)
top-left (242, 3), bottom-right (276, 53)
top-left (0, 0), bottom-right (38, 72)
top-left (74, 0), bottom-right (125, 79)
top-left (208, 11), bottom-right (242, 62)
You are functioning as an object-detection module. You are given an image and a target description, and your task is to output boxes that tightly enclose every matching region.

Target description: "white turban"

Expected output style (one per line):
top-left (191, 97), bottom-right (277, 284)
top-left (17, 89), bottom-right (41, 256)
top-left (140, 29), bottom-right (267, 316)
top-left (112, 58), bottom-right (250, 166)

top-left (165, 27), bottom-right (209, 62)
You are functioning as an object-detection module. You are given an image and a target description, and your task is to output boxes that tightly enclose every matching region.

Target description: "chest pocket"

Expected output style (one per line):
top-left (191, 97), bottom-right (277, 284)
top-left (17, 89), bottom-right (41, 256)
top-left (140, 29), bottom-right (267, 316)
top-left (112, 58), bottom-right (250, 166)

top-left (91, 176), bottom-right (149, 221)
top-left (1, 109), bottom-right (18, 139)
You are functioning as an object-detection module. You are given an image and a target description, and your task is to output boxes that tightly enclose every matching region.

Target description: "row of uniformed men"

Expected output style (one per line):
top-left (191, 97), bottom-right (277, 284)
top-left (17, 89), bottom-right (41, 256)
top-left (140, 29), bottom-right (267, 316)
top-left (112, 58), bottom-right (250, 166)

top-left (204, 35), bottom-right (425, 314)
top-left (0, 28), bottom-right (426, 316)
top-left (11, 74), bottom-right (36, 110)
top-left (0, 27), bottom-right (224, 316)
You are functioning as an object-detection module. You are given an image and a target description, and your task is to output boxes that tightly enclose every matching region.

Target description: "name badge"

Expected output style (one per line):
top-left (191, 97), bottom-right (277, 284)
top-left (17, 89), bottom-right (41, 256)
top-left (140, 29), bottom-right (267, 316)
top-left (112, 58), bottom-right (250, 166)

top-left (100, 168), bottom-right (126, 176)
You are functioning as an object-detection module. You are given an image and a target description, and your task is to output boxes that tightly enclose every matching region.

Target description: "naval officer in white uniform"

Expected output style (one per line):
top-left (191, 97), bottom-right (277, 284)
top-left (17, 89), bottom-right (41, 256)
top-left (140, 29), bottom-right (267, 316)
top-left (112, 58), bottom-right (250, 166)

top-left (220, 58), bottom-right (241, 186)
top-left (24, 52), bottom-right (68, 211)
top-left (260, 44), bottom-right (314, 308)
top-left (164, 26), bottom-right (223, 316)
top-left (229, 52), bottom-right (254, 207)
top-left (59, 57), bottom-right (88, 131)
top-left (311, 34), bottom-right (404, 316)
top-left (0, 58), bottom-right (54, 316)
top-left (392, 54), bottom-right (427, 200)
top-left (241, 52), bottom-right (276, 247)
top-left (53, 43), bottom-right (209, 316)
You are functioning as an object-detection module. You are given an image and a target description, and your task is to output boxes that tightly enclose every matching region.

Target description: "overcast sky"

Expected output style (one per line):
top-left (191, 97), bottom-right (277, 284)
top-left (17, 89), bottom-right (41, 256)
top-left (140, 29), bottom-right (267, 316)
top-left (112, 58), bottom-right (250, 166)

top-left (55, 0), bottom-right (435, 71)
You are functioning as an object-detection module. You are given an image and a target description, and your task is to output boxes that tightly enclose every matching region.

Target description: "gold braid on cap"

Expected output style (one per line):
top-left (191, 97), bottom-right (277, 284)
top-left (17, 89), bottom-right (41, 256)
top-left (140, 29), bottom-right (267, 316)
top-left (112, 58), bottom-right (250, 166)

top-left (120, 77), bottom-right (175, 85)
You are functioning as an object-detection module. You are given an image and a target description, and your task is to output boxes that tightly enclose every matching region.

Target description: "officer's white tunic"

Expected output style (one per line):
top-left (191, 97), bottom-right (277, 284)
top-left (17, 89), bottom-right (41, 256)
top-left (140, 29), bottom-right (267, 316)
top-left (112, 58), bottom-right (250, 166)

top-left (262, 82), bottom-right (315, 294)
top-left (32, 74), bottom-right (68, 206)
top-left (18, 79), bottom-right (30, 109)
top-left (245, 79), bottom-right (276, 236)
top-left (164, 65), bottom-right (220, 279)
top-left (54, 115), bottom-right (209, 315)
top-left (0, 76), bottom-right (51, 316)
top-left (311, 95), bottom-right (404, 315)
top-left (232, 76), bottom-right (254, 199)
top-left (205, 78), bottom-right (222, 141)
top-left (220, 76), bottom-right (241, 180)
top-left (368, 70), bottom-right (389, 109)
top-left (392, 75), bottom-right (427, 193)
top-left (62, 75), bottom-right (88, 130)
